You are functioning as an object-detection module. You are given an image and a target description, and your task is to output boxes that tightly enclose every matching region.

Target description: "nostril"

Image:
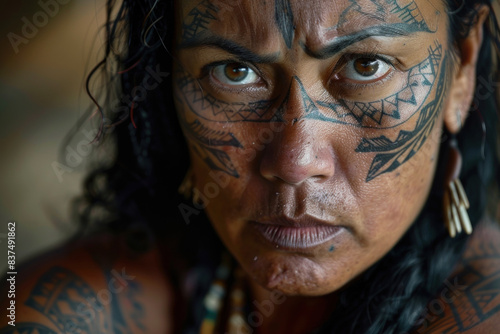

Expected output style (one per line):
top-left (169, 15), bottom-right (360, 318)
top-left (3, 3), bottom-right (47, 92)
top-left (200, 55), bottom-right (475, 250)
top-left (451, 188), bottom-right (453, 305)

top-left (259, 136), bottom-right (335, 185)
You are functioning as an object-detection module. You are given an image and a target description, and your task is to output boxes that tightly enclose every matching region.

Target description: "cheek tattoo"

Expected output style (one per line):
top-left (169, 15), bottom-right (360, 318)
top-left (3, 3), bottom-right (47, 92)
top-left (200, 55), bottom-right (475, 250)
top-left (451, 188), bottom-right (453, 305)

top-left (177, 105), bottom-right (243, 178)
top-left (356, 42), bottom-right (447, 182)
top-left (176, 70), bottom-right (282, 123)
top-left (277, 42), bottom-right (445, 182)
top-left (308, 43), bottom-right (440, 128)
top-left (175, 82), bottom-right (243, 178)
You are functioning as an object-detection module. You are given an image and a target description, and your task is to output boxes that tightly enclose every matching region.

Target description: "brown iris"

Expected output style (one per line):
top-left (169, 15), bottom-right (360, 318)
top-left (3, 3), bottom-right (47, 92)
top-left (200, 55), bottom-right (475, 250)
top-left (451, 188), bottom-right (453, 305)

top-left (224, 63), bottom-right (250, 82)
top-left (353, 58), bottom-right (380, 77)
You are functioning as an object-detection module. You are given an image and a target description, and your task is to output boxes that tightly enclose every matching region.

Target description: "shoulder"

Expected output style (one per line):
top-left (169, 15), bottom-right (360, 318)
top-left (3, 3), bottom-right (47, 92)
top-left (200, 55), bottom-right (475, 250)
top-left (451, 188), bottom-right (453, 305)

top-left (412, 218), bottom-right (500, 334)
top-left (0, 231), bottom-right (176, 334)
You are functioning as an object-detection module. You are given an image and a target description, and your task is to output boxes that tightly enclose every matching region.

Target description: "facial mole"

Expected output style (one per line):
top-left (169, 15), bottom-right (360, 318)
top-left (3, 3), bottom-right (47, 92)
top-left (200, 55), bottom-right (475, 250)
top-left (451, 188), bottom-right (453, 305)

top-left (329, 245), bottom-right (335, 252)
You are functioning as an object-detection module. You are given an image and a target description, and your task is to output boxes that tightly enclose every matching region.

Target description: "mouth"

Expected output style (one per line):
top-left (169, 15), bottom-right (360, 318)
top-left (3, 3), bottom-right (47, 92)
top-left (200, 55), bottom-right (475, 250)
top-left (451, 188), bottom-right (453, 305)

top-left (250, 216), bottom-right (344, 251)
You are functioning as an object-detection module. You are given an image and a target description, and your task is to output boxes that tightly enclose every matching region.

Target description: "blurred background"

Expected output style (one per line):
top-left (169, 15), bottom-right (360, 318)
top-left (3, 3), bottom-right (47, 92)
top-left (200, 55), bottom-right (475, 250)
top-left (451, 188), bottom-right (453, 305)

top-left (0, 0), bottom-right (107, 272)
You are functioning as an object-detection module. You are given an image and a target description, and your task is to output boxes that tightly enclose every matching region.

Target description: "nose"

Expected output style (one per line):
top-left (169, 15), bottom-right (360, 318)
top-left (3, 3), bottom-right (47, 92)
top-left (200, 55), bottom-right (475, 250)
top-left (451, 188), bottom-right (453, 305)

top-left (259, 78), bottom-right (335, 185)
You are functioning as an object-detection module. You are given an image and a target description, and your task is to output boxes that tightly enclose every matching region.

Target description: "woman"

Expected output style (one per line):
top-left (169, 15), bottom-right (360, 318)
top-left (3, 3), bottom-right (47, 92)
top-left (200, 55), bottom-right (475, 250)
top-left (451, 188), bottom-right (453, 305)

top-left (2, 0), bottom-right (500, 333)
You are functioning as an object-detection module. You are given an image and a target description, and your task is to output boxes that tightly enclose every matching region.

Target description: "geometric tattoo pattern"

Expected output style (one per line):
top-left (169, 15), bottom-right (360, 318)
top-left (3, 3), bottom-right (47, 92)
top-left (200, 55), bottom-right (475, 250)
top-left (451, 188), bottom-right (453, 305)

top-left (0, 323), bottom-right (58, 334)
top-left (355, 41), bottom-right (445, 181)
top-left (414, 229), bottom-right (500, 333)
top-left (86, 248), bottom-right (146, 334)
top-left (313, 44), bottom-right (441, 128)
top-left (337, 0), bottom-right (439, 33)
top-left (275, 0), bottom-right (295, 48)
top-left (176, 41), bottom-right (444, 181)
top-left (389, 0), bottom-right (438, 32)
top-left (444, 273), bottom-right (500, 332)
top-left (25, 267), bottom-right (109, 334)
top-left (176, 0), bottom-right (445, 181)
top-left (112, 281), bottom-right (145, 334)
top-left (182, 0), bottom-right (219, 42)
top-left (176, 69), bottom-right (280, 123)
top-left (101, 272), bottom-right (145, 334)
top-left (178, 111), bottom-right (243, 177)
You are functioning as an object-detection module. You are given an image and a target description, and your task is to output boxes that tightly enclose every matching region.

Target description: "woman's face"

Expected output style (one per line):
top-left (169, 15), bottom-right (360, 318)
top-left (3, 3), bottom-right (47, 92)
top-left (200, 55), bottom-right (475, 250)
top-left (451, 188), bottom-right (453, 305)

top-left (173, 0), bottom-right (452, 296)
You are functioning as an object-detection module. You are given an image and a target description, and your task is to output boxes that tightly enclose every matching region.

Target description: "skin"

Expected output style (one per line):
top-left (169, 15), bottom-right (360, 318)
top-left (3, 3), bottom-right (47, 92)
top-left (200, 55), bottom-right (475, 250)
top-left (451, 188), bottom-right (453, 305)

top-left (173, 0), bottom-right (485, 332)
top-left (412, 219), bottom-right (500, 334)
top-left (2, 223), bottom-right (500, 334)
top-left (177, 0), bottom-right (444, 289)
top-left (0, 233), bottom-right (174, 334)
top-left (1, 1), bottom-right (497, 334)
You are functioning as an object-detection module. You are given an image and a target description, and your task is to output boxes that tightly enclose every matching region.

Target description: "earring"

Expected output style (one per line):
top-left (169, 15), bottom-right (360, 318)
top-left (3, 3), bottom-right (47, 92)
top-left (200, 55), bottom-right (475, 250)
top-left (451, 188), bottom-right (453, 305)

top-left (443, 138), bottom-right (472, 238)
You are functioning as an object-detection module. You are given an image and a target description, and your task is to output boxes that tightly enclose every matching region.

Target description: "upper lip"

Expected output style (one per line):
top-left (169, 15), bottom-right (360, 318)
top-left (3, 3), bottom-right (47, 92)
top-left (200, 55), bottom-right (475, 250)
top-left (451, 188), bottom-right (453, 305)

top-left (254, 215), bottom-right (339, 228)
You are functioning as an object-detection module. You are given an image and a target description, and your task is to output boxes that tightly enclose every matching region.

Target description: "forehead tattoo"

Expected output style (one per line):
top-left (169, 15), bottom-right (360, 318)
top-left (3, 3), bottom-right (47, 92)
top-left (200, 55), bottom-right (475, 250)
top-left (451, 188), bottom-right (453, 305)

top-left (181, 0), bottom-right (219, 42)
top-left (337, 0), bottom-right (439, 33)
top-left (180, 0), bottom-right (440, 53)
top-left (275, 0), bottom-right (295, 49)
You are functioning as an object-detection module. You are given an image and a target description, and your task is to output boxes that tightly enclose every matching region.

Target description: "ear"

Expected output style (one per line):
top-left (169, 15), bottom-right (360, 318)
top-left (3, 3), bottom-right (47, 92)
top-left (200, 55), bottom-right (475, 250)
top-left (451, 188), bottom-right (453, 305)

top-left (444, 6), bottom-right (489, 134)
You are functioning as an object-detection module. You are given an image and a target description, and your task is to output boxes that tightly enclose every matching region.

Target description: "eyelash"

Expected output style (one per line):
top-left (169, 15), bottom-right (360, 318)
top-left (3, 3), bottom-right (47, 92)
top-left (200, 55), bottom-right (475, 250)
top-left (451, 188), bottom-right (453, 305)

top-left (331, 52), bottom-right (396, 87)
top-left (335, 71), bottom-right (395, 93)
top-left (201, 60), bottom-right (265, 89)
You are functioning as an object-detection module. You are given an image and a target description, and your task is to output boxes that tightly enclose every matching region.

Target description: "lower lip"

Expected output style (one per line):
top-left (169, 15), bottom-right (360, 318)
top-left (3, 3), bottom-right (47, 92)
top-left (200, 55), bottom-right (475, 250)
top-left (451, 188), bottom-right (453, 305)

top-left (252, 222), bottom-right (343, 250)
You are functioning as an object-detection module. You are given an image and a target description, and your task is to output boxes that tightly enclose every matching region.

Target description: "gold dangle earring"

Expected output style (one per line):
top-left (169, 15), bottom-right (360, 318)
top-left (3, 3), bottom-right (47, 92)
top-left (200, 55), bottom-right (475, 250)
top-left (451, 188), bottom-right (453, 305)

top-left (443, 133), bottom-right (472, 238)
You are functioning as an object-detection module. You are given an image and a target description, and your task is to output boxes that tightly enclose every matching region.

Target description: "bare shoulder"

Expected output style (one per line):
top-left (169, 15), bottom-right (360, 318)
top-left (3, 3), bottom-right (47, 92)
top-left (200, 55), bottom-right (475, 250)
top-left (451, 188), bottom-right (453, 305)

top-left (412, 218), bottom-right (500, 334)
top-left (0, 231), bottom-right (175, 334)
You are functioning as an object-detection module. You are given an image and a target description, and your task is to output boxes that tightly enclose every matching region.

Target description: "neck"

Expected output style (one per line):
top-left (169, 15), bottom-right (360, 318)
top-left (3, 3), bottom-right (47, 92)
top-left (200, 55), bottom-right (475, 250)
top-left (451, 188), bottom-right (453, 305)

top-left (246, 280), bottom-right (339, 334)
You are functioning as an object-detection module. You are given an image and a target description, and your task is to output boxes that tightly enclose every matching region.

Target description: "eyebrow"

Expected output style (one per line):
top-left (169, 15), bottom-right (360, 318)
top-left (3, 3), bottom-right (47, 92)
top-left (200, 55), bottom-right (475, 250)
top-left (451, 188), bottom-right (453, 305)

top-left (302, 24), bottom-right (417, 60)
top-left (178, 35), bottom-right (281, 64)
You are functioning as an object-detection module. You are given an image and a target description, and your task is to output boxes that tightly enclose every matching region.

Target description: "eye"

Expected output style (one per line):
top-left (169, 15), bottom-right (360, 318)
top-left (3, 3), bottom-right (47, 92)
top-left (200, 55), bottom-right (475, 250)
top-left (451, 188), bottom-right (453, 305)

top-left (211, 63), bottom-right (260, 86)
top-left (339, 56), bottom-right (392, 83)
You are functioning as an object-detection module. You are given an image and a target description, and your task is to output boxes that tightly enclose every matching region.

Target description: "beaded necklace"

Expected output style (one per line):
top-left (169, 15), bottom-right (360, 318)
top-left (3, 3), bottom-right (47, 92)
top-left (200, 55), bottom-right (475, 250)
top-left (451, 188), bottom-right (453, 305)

top-left (197, 256), bottom-right (330, 334)
top-left (199, 254), bottom-right (251, 334)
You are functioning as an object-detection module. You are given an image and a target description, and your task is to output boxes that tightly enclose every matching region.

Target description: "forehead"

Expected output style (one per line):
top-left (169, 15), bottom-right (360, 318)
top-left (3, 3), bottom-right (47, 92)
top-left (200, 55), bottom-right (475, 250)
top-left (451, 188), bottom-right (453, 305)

top-left (176, 0), bottom-right (444, 51)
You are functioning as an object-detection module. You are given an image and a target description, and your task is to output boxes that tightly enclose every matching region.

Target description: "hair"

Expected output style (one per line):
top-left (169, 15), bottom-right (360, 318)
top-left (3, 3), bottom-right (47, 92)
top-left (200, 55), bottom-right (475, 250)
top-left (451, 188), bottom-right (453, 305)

top-left (70, 0), bottom-right (500, 333)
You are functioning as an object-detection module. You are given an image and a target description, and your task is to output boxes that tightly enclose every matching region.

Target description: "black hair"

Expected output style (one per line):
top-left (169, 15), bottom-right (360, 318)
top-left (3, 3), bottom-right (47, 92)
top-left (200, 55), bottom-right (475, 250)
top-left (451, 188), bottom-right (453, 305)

top-left (71, 0), bottom-right (500, 333)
